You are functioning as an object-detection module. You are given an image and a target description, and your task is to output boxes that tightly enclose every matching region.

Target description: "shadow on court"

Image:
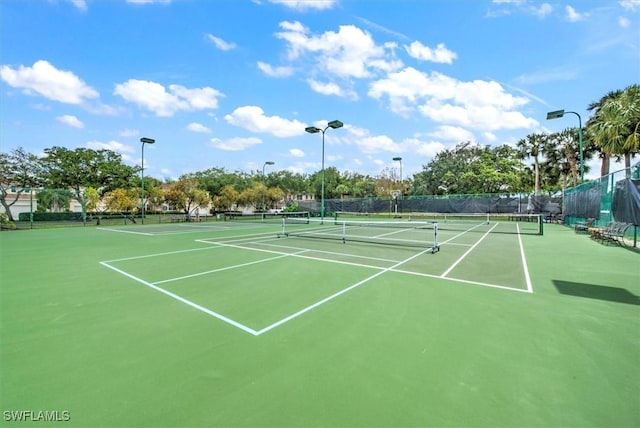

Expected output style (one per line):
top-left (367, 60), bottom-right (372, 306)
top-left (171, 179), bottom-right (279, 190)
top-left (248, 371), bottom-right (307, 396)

top-left (553, 279), bottom-right (640, 306)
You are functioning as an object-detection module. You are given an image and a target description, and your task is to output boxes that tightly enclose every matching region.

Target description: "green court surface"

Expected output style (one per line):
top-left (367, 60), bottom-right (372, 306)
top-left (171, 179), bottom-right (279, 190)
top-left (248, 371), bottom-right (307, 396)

top-left (1, 220), bottom-right (638, 427)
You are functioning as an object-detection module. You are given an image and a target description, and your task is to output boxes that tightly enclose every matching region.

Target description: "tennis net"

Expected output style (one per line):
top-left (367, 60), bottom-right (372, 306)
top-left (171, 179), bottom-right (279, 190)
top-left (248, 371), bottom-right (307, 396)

top-left (277, 217), bottom-right (442, 251)
top-left (335, 212), bottom-right (543, 235)
top-left (224, 211), bottom-right (310, 223)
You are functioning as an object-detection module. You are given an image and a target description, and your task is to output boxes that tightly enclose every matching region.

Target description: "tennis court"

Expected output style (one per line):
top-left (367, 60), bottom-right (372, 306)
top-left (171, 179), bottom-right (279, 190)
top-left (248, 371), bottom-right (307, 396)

top-left (1, 218), bottom-right (638, 427)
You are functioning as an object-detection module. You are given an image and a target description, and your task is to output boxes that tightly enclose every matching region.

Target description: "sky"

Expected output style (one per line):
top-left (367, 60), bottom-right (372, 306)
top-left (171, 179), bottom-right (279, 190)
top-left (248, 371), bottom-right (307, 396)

top-left (1, 0), bottom-right (639, 184)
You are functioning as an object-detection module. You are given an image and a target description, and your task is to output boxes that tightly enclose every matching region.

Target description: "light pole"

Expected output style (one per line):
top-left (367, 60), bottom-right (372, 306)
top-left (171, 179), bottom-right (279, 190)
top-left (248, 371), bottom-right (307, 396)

top-left (392, 156), bottom-right (403, 197)
top-left (392, 156), bottom-right (402, 216)
top-left (140, 137), bottom-right (155, 224)
top-left (305, 120), bottom-right (343, 223)
top-left (546, 109), bottom-right (584, 183)
top-left (262, 161), bottom-right (274, 212)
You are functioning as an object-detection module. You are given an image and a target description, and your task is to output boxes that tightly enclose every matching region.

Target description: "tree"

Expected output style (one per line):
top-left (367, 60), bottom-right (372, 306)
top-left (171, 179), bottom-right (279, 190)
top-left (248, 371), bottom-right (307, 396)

top-left (412, 142), bottom-right (523, 195)
top-left (104, 188), bottom-right (139, 215)
top-left (335, 183), bottom-right (349, 198)
top-left (138, 176), bottom-right (164, 213)
top-left (40, 147), bottom-right (137, 223)
top-left (373, 167), bottom-right (396, 197)
top-left (309, 167), bottom-right (342, 199)
top-left (36, 188), bottom-right (72, 213)
top-left (265, 187), bottom-right (285, 210)
top-left (517, 134), bottom-right (548, 195)
top-left (587, 85), bottom-right (640, 176)
top-left (267, 170), bottom-right (311, 201)
top-left (164, 177), bottom-right (211, 220)
top-left (212, 185), bottom-right (239, 212)
top-left (85, 187), bottom-right (107, 224)
top-left (0, 147), bottom-right (42, 221)
top-left (587, 89), bottom-right (623, 176)
top-left (237, 184), bottom-right (263, 211)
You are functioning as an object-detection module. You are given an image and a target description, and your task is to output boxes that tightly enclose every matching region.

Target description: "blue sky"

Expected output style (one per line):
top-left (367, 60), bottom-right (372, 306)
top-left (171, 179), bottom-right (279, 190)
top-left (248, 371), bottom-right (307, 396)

top-left (1, 0), bottom-right (638, 183)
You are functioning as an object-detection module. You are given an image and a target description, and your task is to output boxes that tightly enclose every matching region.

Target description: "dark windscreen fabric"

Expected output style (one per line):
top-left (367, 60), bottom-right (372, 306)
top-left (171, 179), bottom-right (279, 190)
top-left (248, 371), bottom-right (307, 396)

top-left (612, 179), bottom-right (640, 225)
top-left (564, 185), bottom-right (601, 218)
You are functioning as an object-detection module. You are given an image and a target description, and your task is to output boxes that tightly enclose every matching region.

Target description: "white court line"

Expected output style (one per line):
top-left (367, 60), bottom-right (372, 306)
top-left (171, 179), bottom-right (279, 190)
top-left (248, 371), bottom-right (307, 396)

top-left (102, 245), bottom-right (225, 263)
top-left (195, 231), bottom-right (282, 245)
top-left (517, 224), bottom-right (534, 292)
top-left (440, 222), bottom-right (499, 278)
top-left (101, 222), bottom-right (533, 337)
top-left (211, 241), bottom-right (391, 272)
top-left (391, 267), bottom-right (530, 293)
top-left (99, 261), bottom-right (260, 336)
top-left (153, 250), bottom-right (310, 285)
top-left (97, 227), bottom-right (154, 236)
top-left (255, 246), bottom-right (434, 335)
top-left (253, 241), bottom-right (402, 264)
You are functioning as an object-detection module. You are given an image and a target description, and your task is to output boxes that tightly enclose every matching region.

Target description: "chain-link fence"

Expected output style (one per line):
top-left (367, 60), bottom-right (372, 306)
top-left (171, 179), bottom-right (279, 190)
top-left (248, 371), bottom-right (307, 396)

top-left (564, 163), bottom-right (640, 227)
top-left (298, 193), bottom-right (562, 220)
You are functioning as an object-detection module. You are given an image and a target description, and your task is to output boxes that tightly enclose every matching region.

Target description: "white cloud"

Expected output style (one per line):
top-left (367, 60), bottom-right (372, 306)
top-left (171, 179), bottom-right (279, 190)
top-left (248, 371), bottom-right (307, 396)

top-left (619, 0), bottom-right (640, 11)
top-left (210, 137), bottom-right (262, 151)
top-left (409, 139), bottom-right (447, 158)
top-left (275, 21), bottom-right (391, 79)
top-left (355, 17), bottom-right (411, 42)
top-left (67, 0), bottom-right (87, 11)
top-left (619, 16), bottom-right (631, 27)
top-left (186, 122), bottom-right (211, 133)
top-left (289, 148), bottom-right (305, 157)
top-left (119, 129), bottom-right (139, 137)
top-left (369, 67), bottom-right (538, 131)
top-left (0, 60), bottom-right (98, 104)
top-left (268, 0), bottom-right (337, 11)
top-left (257, 61), bottom-right (295, 77)
top-left (565, 5), bottom-right (586, 22)
top-left (419, 101), bottom-right (537, 131)
top-left (488, 1), bottom-right (552, 18)
top-left (482, 132), bottom-right (498, 142)
top-left (224, 105), bottom-right (306, 137)
top-left (427, 125), bottom-right (475, 143)
top-left (206, 34), bottom-right (236, 51)
top-left (356, 135), bottom-right (403, 154)
top-left (404, 41), bottom-right (457, 64)
top-left (114, 79), bottom-right (223, 116)
top-left (307, 79), bottom-right (356, 98)
top-left (86, 140), bottom-right (135, 161)
top-left (343, 125), bottom-right (401, 155)
top-left (56, 114), bottom-right (84, 128)
top-left (513, 66), bottom-right (579, 85)
top-left (532, 3), bottom-right (552, 18)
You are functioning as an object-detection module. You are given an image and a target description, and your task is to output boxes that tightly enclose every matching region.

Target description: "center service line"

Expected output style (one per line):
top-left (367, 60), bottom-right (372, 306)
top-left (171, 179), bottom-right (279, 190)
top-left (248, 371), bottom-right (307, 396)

top-left (255, 246), bottom-right (434, 336)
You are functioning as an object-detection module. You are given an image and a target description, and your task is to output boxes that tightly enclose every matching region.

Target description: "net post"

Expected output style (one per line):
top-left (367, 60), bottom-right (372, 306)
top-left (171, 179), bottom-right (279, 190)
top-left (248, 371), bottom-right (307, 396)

top-left (432, 222), bottom-right (440, 253)
top-left (342, 221), bottom-right (346, 243)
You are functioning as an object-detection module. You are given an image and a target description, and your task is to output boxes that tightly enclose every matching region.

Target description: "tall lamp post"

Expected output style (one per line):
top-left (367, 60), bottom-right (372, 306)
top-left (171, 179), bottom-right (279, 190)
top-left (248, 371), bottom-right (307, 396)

top-left (305, 120), bottom-right (343, 223)
top-left (546, 109), bottom-right (584, 183)
top-left (392, 156), bottom-right (403, 197)
top-left (262, 161), bottom-right (274, 212)
top-left (392, 156), bottom-right (403, 216)
top-left (140, 137), bottom-right (155, 224)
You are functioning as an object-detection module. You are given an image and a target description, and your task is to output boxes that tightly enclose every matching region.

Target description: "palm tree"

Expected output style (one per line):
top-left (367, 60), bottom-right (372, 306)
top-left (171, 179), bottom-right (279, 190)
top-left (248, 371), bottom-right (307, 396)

top-left (517, 133), bottom-right (547, 195)
top-left (543, 132), bottom-right (570, 191)
top-left (587, 85), bottom-right (640, 176)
